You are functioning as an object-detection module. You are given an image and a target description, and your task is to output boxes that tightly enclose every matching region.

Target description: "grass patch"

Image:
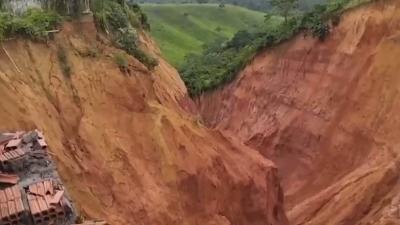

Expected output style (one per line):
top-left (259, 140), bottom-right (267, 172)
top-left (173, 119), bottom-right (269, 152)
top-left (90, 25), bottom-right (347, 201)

top-left (180, 0), bottom-right (371, 96)
top-left (141, 3), bottom-right (266, 67)
top-left (114, 52), bottom-right (129, 72)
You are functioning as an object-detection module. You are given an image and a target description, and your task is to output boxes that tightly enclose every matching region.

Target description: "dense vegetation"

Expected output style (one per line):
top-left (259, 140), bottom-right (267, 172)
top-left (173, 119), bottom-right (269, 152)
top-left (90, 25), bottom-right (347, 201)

top-left (142, 3), bottom-right (266, 67)
top-left (93, 0), bottom-right (158, 69)
top-left (180, 0), bottom-right (370, 96)
top-left (139, 0), bottom-right (329, 12)
top-left (0, 0), bottom-right (157, 70)
top-left (0, 8), bottom-right (61, 41)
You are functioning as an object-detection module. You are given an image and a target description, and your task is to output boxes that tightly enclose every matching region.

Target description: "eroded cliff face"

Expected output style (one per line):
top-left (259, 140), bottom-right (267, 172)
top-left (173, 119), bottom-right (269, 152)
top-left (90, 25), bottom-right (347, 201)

top-left (199, 0), bottom-right (400, 224)
top-left (0, 19), bottom-right (288, 225)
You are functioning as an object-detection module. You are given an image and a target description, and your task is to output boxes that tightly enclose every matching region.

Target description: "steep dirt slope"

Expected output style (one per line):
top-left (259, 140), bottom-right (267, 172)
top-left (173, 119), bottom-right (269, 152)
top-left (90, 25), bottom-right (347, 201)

top-left (0, 19), bottom-right (288, 225)
top-left (199, 1), bottom-right (400, 224)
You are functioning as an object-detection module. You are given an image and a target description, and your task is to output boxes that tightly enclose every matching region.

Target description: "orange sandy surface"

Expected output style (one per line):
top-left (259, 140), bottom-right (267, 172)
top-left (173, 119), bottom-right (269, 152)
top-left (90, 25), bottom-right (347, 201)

top-left (199, 0), bottom-right (400, 224)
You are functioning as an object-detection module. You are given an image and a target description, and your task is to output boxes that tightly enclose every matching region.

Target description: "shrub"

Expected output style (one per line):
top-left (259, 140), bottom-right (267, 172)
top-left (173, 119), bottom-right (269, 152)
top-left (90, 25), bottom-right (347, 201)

top-left (179, 0), bottom-right (361, 96)
top-left (14, 8), bottom-right (62, 40)
top-left (58, 47), bottom-right (72, 78)
top-left (93, 0), bottom-right (129, 33)
top-left (127, 2), bottom-right (151, 30)
top-left (310, 20), bottom-right (330, 40)
top-left (79, 47), bottom-right (98, 58)
top-left (115, 27), bottom-right (138, 53)
top-left (0, 8), bottom-right (61, 41)
top-left (132, 48), bottom-right (158, 70)
top-left (115, 27), bottom-right (159, 69)
top-left (93, 0), bottom-right (157, 70)
top-left (0, 13), bottom-right (12, 41)
top-left (114, 52), bottom-right (129, 71)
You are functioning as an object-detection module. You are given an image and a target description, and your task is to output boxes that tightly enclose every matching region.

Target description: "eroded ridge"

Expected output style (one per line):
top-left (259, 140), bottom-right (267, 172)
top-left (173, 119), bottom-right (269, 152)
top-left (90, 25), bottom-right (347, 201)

top-left (0, 130), bottom-right (106, 225)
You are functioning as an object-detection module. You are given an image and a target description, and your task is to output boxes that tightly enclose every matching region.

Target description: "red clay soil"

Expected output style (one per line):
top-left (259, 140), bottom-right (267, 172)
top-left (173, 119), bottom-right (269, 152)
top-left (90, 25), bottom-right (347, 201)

top-left (198, 0), bottom-right (400, 224)
top-left (0, 18), bottom-right (287, 225)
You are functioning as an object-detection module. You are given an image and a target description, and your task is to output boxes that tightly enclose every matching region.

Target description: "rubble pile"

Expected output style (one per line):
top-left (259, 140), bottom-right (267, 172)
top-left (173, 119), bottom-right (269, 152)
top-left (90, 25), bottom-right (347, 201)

top-left (0, 130), bottom-right (106, 225)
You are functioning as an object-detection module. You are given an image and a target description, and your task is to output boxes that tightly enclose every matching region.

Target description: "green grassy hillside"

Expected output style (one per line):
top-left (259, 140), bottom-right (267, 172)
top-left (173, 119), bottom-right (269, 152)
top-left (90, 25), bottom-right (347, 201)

top-left (141, 4), bottom-right (266, 67)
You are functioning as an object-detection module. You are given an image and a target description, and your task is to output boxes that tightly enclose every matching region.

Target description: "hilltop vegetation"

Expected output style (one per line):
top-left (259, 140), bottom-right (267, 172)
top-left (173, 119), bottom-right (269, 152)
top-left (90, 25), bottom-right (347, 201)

top-left (0, 8), bottom-right (61, 41)
top-left (139, 0), bottom-right (329, 12)
top-left (141, 3), bottom-right (266, 67)
top-left (93, 0), bottom-right (158, 69)
top-left (0, 0), bottom-right (157, 70)
top-left (180, 0), bottom-right (372, 96)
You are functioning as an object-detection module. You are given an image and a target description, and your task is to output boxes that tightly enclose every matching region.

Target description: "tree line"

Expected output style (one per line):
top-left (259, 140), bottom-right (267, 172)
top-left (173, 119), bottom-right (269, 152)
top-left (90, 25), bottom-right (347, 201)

top-left (138, 0), bottom-right (329, 12)
top-left (180, 0), bottom-right (365, 96)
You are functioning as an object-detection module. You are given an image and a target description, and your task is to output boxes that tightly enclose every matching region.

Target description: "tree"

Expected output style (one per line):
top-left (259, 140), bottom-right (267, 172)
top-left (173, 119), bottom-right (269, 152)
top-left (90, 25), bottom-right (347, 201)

top-left (269, 0), bottom-right (298, 23)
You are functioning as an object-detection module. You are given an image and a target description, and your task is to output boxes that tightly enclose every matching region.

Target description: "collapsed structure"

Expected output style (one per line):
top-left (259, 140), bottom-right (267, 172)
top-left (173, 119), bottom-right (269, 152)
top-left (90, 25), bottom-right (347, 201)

top-left (0, 130), bottom-right (105, 225)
